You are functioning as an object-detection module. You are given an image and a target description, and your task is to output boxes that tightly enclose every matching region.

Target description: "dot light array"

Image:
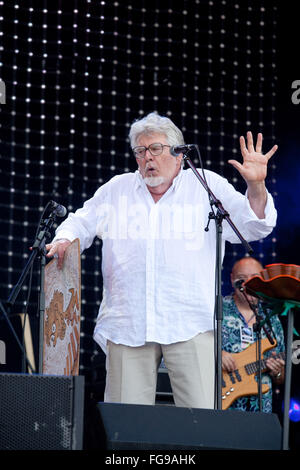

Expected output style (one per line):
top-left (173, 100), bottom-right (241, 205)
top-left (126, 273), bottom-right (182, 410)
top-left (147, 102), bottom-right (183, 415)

top-left (0, 1), bottom-right (279, 374)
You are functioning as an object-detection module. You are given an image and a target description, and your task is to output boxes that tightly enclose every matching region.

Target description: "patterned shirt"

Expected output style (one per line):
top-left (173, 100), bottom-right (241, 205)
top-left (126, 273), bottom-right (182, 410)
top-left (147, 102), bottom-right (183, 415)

top-left (222, 294), bottom-right (285, 413)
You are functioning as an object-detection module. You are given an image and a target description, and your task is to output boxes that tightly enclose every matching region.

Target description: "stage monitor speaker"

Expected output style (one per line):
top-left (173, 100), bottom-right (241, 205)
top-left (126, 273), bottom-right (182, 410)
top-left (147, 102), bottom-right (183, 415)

top-left (96, 402), bottom-right (282, 450)
top-left (0, 373), bottom-right (84, 450)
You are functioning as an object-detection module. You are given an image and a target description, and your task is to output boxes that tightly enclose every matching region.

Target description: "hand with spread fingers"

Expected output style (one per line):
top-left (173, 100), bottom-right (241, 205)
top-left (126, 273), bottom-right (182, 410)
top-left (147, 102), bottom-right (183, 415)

top-left (228, 131), bottom-right (278, 219)
top-left (228, 131), bottom-right (278, 184)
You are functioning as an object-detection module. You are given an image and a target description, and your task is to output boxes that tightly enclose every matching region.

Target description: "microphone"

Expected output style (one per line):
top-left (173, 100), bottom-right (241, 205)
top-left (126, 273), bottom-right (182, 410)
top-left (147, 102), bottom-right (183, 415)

top-left (49, 200), bottom-right (67, 218)
top-left (170, 144), bottom-right (196, 156)
top-left (233, 279), bottom-right (245, 291)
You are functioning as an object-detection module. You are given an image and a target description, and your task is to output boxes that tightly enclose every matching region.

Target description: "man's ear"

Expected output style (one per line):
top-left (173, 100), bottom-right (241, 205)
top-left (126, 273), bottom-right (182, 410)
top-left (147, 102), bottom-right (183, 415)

top-left (176, 154), bottom-right (183, 169)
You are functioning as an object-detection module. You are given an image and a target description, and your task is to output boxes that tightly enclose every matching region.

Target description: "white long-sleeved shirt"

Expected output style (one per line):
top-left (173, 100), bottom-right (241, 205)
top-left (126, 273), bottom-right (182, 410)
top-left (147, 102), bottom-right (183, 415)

top-left (54, 168), bottom-right (277, 353)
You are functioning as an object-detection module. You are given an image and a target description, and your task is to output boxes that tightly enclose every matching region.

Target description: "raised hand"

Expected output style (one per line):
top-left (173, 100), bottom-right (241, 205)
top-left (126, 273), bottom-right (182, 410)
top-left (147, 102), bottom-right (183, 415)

top-left (228, 131), bottom-right (278, 184)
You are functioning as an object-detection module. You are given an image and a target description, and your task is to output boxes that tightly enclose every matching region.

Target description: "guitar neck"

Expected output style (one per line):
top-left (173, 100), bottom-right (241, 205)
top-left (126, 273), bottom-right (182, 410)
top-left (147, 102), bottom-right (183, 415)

top-left (244, 351), bottom-right (285, 375)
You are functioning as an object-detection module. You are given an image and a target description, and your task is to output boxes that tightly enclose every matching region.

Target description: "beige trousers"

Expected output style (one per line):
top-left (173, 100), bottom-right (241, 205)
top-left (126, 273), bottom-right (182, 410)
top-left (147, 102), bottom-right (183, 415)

top-left (104, 331), bottom-right (215, 409)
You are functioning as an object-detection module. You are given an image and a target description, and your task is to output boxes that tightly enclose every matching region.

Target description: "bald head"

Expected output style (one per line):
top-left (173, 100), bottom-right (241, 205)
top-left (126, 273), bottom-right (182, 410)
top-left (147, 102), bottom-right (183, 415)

top-left (231, 257), bottom-right (263, 288)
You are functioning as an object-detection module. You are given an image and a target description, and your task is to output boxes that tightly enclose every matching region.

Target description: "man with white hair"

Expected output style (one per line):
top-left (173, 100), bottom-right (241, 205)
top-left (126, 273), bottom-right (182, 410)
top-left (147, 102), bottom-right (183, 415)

top-left (46, 112), bottom-right (278, 409)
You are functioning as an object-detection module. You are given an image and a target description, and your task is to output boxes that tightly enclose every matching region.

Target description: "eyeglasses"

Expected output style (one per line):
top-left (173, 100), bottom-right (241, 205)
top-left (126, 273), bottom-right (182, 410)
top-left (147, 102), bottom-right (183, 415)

top-left (132, 143), bottom-right (170, 159)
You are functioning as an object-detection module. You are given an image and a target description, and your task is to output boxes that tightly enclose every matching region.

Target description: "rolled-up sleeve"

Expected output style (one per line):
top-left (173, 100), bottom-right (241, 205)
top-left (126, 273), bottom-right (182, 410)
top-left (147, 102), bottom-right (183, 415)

top-left (52, 185), bottom-right (107, 252)
top-left (206, 171), bottom-right (277, 243)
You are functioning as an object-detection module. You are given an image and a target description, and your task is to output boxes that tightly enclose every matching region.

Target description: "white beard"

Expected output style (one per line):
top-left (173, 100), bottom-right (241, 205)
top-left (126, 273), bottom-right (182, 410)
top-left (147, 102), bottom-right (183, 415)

top-left (143, 176), bottom-right (166, 187)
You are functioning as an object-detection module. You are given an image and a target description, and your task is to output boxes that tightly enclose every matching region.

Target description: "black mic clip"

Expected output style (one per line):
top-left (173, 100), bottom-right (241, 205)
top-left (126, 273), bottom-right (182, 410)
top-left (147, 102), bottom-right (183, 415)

top-left (49, 200), bottom-right (67, 218)
top-left (169, 144), bottom-right (196, 156)
top-left (234, 279), bottom-right (245, 292)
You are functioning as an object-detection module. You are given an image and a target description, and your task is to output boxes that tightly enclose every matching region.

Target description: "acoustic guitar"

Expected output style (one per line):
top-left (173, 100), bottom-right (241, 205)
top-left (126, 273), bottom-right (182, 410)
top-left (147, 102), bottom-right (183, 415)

top-left (222, 337), bottom-right (285, 410)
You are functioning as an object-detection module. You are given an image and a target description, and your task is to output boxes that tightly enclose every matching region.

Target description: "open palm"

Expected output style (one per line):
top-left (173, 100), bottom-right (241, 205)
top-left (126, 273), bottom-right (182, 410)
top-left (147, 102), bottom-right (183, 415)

top-left (228, 132), bottom-right (278, 183)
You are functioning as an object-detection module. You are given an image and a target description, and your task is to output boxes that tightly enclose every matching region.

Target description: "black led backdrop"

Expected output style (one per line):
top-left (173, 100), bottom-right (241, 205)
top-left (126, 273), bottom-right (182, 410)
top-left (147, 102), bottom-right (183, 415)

top-left (4, 0), bottom-right (300, 427)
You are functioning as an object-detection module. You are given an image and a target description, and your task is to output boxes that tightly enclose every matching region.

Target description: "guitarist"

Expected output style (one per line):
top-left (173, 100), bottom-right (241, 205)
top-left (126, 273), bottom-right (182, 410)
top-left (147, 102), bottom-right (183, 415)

top-left (222, 257), bottom-right (285, 412)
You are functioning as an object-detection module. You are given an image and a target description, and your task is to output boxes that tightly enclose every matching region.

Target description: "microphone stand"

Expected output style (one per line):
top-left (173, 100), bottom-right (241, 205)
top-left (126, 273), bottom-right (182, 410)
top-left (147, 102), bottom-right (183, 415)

top-left (6, 207), bottom-right (62, 374)
top-left (241, 285), bottom-right (276, 411)
top-left (238, 283), bottom-right (276, 412)
top-left (253, 313), bottom-right (263, 412)
top-left (182, 149), bottom-right (253, 410)
top-left (252, 306), bottom-right (276, 412)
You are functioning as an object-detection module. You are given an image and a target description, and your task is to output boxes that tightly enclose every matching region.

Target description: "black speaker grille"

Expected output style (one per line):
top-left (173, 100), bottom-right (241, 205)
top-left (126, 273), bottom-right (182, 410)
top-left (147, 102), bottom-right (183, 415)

top-left (97, 402), bottom-right (282, 450)
top-left (0, 374), bottom-right (79, 450)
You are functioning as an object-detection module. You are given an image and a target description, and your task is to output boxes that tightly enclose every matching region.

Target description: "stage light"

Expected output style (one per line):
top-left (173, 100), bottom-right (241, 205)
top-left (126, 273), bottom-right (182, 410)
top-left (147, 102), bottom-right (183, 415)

top-left (289, 399), bottom-right (300, 423)
top-left (282, 399), bottom-right (300, 423)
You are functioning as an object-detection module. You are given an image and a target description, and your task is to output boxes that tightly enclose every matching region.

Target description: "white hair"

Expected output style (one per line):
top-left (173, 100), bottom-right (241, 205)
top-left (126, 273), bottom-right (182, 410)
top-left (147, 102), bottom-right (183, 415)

top-left (129, 112), bottom-right (185, 148)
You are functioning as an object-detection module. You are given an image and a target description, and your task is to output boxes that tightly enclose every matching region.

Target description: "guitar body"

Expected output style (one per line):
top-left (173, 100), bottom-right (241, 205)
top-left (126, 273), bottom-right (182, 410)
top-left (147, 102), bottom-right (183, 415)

top-left (222, 337), bottom-right (276, 410)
